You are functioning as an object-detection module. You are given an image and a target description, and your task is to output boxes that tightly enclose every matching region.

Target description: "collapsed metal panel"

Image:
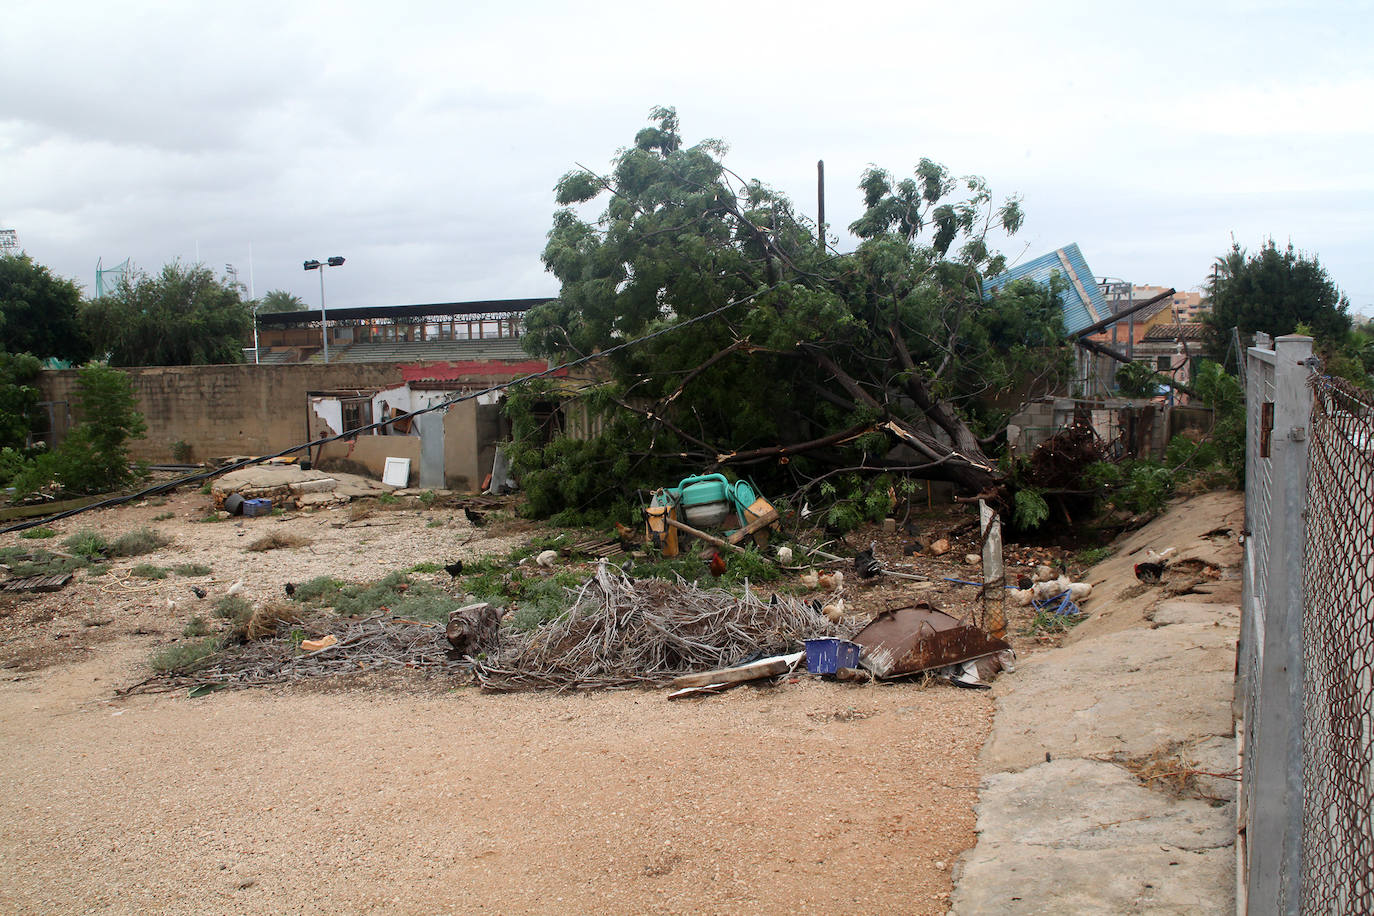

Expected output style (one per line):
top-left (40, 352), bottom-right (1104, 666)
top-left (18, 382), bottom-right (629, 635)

top-left (852, 603), bottom-right (1011, 679)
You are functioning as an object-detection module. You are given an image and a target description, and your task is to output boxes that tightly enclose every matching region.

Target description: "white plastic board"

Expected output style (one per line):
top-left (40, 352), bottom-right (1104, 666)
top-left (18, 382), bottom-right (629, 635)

top-left (381, 457), bottom-right (411, 488)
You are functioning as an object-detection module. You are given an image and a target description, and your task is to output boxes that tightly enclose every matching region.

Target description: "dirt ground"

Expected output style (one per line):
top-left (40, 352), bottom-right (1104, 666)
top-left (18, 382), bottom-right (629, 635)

top-left (0, 486), bottom-right (1002, 915)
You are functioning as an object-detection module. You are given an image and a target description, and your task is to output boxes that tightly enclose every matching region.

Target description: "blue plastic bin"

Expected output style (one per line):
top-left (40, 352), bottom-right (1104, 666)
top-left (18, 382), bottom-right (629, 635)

top-left (242, 498), bottom-right (273, 517)
top-left (804, 638), bottom-right (861, 675)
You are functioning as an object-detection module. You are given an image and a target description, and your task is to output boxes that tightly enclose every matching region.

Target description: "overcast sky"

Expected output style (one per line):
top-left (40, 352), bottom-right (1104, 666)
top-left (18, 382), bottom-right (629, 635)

top-left (3, 0), bottom-right (1371, 318)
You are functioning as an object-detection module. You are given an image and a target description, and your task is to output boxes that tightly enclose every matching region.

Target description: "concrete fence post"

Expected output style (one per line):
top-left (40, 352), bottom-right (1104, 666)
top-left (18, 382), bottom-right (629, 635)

top-left (1246, 334), bottom-right (1312, 915)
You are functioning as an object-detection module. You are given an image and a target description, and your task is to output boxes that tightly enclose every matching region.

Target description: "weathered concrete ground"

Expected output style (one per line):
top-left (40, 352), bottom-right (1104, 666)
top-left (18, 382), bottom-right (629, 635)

top-left (951, 491), bottom-right (1243, 915)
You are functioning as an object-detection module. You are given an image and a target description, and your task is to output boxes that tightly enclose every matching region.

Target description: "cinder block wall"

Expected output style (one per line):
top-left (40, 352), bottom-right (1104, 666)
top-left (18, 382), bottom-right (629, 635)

top-left (37, 363), bottom-right (522, 471)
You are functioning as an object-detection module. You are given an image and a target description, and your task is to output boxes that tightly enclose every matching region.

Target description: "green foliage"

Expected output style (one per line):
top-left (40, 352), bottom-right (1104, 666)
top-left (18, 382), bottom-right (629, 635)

top-left (174, 563), bottom-right (211, 576)
top-left (153, 511), bottom-right (175, 521)
top-left (199, 482), bottom-right (213, 495)
top-left (131, 563), bottom-right (170, 579)
top-left (1020, 607), bottom-right (1085, 638)
top-left (0, 254), bottom-right (91, 362)
top-left (1074, 546), bottom-right (1114, 568)
top-left (62, 529), bottom-right (109, 558)
top-left (1013, 488), bottom-right (1049, 530)
top-left (81, 261), bottom-right (253, 366)
top-left (409, 561), bottom-right (442, 574)
top-left (258, 289), bottom-right (308, 312)
top-left (514, 108), bottom-right (1055, 519)
top-left (289, 576), bottom-right (344, 602)
top-left (1203, 239), bottom-right (1352, 361)
top-left (212, 595), bottom-right (252, 623)
top-left (170, 440), bottom-right (193, 463)
top-left (1115, 361), bottom-right (1164, 398)
top-left (416, 490), bottom-right (438, 506)
top-left (19, 526), bottom-right (57, 539)
top-left (377, 492), bottom-right (400, 505)
top-left (0, 350), bottom-right (44, 451)
top-left (0, 545), bottom-right (92, 577)
top-left (14, 363), bottom-right (149, 496)
top-left (182, 616), bottom-right (210, 638)
top-left (150, 637), bottom-right (221, 674)
top-left (108, 527), bottom-right (169, 557)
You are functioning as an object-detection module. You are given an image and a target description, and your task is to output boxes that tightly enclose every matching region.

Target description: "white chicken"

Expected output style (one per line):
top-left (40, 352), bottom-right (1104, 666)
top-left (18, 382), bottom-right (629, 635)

top-left (799, 569), bottom-right (819, 589)
top-left (226, 579), bottom-right (245, 597)
top-left (1031, 565), bottom-right (1056, 583)
top-left (1068, 581), bottom-right (1093, 602)
top-left (1032, 576), bottom-right (1071, 602)
top-left (1008, 587), bottom-right (1035, 607)
top-left (776, 546), bottom-right (794, 565)
top-left (536, 549), bottom-right (558, 568)
top-left (1145, 547), bottom-right (1176, 565)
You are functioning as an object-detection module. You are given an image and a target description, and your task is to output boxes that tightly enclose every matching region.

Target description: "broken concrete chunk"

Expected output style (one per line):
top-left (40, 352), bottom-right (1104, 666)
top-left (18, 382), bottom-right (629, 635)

top-left (930, 538), bottom-right (951, 556)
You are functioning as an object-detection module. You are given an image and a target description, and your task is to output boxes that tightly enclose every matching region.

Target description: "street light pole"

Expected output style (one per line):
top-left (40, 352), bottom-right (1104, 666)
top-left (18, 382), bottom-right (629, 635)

top-left (303, 256), bottom-right (345, 364)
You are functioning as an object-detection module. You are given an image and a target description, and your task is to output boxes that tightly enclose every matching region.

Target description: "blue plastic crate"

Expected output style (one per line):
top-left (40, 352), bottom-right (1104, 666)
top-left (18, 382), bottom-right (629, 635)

top-left (242, 498), bottom-right (273, 517)
top-left (804, 638), bottom-right (860, 675)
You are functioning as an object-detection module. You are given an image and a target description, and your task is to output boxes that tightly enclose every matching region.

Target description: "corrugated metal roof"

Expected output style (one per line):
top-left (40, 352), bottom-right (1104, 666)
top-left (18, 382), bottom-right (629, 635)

top-left (1143, 321), bottom-right (1207, 341)
top-left (981, 243), bottom-right (1106, 334)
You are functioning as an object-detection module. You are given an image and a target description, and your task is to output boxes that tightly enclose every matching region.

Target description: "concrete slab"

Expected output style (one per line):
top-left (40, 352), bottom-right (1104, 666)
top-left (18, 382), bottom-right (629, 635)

top-left (952, 491), bottom-right (1242, 915)
top-left (952, 759), bottom-right (1235, 915)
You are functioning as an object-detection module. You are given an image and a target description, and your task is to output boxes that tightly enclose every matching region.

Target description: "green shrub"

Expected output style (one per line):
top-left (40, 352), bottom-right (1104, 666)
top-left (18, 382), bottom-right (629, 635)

top-left (212, 595), bottom-right (252, 624)
top-left (1013, 488), bottom-right (1049, 530)
top-left (61, 529), bottom-right (109, 558)
top-left (290, 576), bottom-right (344, 603)
top-left (409, 561), bottom-right (442, 574)
top-left (108, 527), bottom-right (170, 557)
top-left (131, 563), bottom-right (170, 579)
top-left (182, 615), bottom-right (210, 637)
top-left (1074, 546), bottom-right (1113, 568)
top-left (19, 527), bottom-right (57, 539)
top-left (170, 440), bottom-right (192, 463)
top-left (174, 563), bottom-right (211, 576)
top-left (152, 511), bottom-right (175, 522)
top-left (150, 637), bottom-right (221, 674)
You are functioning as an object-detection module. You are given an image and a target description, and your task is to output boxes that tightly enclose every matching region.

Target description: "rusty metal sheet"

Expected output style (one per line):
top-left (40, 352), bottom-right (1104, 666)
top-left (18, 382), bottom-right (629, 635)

top-left (852, 602), bottom-right (1010, 679)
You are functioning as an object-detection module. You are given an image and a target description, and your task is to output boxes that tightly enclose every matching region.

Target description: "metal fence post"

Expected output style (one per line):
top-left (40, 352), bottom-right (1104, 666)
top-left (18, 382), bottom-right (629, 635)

top-left (1246, 334), bottom-right (1313, 915)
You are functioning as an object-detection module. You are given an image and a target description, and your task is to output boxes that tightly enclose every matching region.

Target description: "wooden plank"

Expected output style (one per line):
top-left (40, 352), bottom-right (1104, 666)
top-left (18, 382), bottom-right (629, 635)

top-left (670, 651), bottom-right (804, 689)
top-left (0, 572), bottom-right (73, 593)
top-left (667, 683), bottom-right (730, 700)
top-left (663, 517), bottom-right (750, 555)
top-left (726, 506), bottom-right (780, 545)
top-left (0, 495), bottom-right (103, 522)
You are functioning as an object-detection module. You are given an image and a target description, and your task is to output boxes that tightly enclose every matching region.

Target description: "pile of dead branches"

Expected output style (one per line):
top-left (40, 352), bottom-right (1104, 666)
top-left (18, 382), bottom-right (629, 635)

top-left (474, 561), bottom-right (839, 690)
top-left (133, 614), bottom-right (460, 693)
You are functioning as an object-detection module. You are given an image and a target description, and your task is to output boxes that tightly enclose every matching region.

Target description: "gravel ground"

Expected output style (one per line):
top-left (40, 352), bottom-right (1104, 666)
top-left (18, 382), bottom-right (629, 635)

top-left (0, 487), bottom-right (995, 915)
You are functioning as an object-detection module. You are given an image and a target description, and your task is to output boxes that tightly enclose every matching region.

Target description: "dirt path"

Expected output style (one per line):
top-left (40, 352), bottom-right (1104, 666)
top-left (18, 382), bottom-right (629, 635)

top-left (1, 490), bottom-right (994, 915)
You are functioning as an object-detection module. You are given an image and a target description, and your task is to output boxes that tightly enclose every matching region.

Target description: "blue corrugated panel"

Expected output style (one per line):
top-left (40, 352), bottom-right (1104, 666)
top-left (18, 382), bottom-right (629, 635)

top-left (981, 243), bottom-right (1106, 334)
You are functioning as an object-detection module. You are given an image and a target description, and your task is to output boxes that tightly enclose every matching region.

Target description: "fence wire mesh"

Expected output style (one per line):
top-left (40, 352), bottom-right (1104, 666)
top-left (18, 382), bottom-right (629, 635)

top-left (1300, 375), bottom-right (1374, 914)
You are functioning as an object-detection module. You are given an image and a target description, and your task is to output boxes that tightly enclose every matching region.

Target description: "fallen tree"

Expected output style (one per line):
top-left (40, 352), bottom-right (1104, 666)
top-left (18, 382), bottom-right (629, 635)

top-left (512, 107), bottom-right (1074, 523)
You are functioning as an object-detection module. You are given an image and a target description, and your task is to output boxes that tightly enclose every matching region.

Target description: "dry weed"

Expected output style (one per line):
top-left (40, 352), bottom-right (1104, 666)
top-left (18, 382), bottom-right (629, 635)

top-left (245, 532), bottom-right (313, 552)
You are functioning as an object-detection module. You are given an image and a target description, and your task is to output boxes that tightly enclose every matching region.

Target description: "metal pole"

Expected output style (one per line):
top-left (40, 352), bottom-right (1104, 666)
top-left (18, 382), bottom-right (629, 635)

top-left (252, 304), bottom-right (260, 365)
top-left (319, 268), bottom-right (329, 364)
top-left (816, 159), bottom-right (825, 252)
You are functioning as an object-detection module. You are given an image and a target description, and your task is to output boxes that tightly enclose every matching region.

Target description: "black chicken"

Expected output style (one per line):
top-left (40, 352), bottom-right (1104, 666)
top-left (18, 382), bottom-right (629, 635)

top-left (854, 541), bottom-right (881, 578)
top-left (190, 586), bottom-right (207, 599)
top-left (444, 560), bottom-right (464, 578)
top-left (284, 582), bottom-right (296, 598)
top-left (463, 507), bottom-right (487, 527)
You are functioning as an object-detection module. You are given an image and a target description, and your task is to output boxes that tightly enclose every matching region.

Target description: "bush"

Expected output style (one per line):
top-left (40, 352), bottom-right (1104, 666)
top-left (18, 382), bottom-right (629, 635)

top-left (19, 526), bottom-right (57, 539)
top-left (182, 615), bottom-right (210, 637)
top-left (62, 529), bottom-right (109, 558)
top-left (108, 527), bottom-right (170, 557)
top-left (290, 576), bottom-right (344, 603)
top-left (173, 563), bottom-right (211, 576)
top-left (212, 595), bottom-right (252, 624)
top-left (170, 440), bottom-right (192, 463)
top-left (131, 563), bottom-right (170, 579)
top-left (150, 637), bottom-right (221, 674)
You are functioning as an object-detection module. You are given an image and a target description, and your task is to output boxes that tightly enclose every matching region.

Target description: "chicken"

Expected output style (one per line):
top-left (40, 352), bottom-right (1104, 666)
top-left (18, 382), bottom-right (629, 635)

top-left (166, 597), bottom-right (180, 613)
top-left (708, 550), bottom-right (727, 577)
top-left (853, 541), bottom-right (881, 578)
top-left (1068, 581), bottom-right (1093, 601)
top-left (1032, 576), bottom-right (1070, 601)
top-left (463, 507), bottom-right (487, 528)
top-left (283, 583), bottom-right (296, 598)
top-left (799, 569), bottom-right (819, 589)
top-left (1146, 546), bottom-right (1176, 564)
top-left (190, 586), bottom-right (207, 600)
top-left (822, 597), bottom-right (846, 622)
top-left (1016, 575), bottom-right (1033, 590)
top-left (444, 560), bottom-right (464, 578)
top-left (226, 579), bottom-right (245, 597)
top-left (1031, 565), bottom-right (1056, 583)
top-left (536, 549), bottom-right (559, 568)
top-left (776, 546), bottom-right (794, 565)
top-left (817, 570), bottom-right (844, 592)
top-left (1009, 587), bottom-right (1035, 607)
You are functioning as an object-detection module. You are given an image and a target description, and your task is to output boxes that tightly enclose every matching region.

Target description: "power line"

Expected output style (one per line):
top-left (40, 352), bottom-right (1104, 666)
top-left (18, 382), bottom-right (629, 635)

top-left (1, 285), bottom-right (779, 535)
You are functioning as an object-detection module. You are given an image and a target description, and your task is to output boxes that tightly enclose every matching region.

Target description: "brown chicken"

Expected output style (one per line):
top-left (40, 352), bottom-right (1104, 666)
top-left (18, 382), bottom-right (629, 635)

top-left (708, 550), bottom-right (727, 577)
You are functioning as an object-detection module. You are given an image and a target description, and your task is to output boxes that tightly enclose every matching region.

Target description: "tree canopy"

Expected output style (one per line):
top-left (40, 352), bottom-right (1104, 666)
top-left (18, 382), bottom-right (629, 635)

top-left (82, 262), bottom-right (253, 366)
top-left (1203, 239), bottom-right (1351, 359)
top-left (516, 107), bottom-right (1069, 519)
top-left (0, 253), bottom-right (91, 363)
top-left (259, 289), bottom-right (309, 312)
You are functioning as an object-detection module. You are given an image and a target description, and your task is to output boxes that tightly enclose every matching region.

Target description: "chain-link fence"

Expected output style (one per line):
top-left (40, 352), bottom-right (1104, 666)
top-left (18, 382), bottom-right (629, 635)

top-left (1240, 335), bottom-right (1374, 915)
top-left (1299, 374), bottom-right (1374, 914)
